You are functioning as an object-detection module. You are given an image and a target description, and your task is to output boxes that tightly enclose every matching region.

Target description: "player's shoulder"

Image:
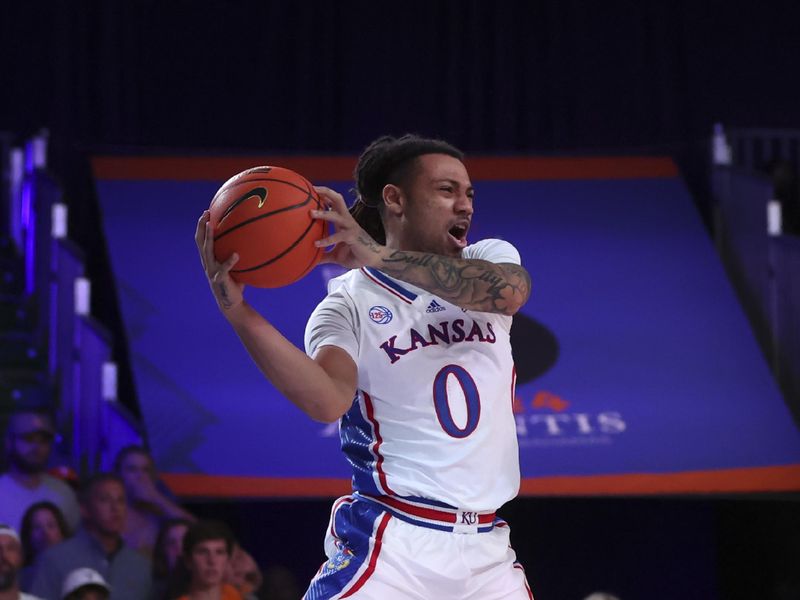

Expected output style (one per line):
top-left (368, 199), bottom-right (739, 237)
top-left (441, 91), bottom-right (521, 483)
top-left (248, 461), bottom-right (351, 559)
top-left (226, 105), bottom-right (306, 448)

top-left (463, 238), bottom-right (521, 265)
top-left (327, 267), bottom-right (383, 297)
top-left (313, 269), bottom-right (361, 313)
top-left (324, 268), bottom-right (360, 298)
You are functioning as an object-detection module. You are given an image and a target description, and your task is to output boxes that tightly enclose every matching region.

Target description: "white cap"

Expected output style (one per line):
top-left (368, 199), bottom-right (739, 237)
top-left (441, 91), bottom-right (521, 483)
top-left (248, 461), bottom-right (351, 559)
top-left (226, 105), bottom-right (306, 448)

top-left (0, 525), bottom-right (20, 542)
top-left (61, 568), bottom-right (111, 598)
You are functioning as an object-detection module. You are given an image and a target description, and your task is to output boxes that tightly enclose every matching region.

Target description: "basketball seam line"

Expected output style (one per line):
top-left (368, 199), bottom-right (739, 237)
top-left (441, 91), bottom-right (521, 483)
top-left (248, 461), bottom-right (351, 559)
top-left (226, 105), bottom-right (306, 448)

top-left (231, 217), bottom-right (322, 272)
top-left (211, 175), bottom-right (310, 206)
top-left (214, 191), bottom-right (320, 242)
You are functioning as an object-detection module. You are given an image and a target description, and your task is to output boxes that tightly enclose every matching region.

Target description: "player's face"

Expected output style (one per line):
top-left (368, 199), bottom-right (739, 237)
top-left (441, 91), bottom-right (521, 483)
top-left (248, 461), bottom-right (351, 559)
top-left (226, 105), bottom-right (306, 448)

top-left (187, 539), bottom-right (230, 589)
top-left (30, 508), bottom-right (64, 554)
top-left (397, 154), bottom-right (474, 257)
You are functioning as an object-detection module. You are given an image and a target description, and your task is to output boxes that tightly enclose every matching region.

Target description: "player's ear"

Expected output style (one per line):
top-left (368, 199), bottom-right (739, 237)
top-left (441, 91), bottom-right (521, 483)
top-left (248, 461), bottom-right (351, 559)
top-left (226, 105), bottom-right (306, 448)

top-left (382, 184), bottom-right (404, 216)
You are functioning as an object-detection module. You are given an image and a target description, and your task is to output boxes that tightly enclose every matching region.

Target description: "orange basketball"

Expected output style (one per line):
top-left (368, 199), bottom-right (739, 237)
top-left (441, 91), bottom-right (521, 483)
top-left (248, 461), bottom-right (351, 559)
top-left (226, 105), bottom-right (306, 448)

top-left (209, 166), bottom-right (326, 288)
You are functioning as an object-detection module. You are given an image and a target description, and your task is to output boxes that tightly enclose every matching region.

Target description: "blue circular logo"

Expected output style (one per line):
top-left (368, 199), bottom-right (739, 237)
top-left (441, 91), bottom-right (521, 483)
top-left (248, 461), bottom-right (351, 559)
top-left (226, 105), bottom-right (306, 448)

top-left (369, 305), bottom-right (393, 324)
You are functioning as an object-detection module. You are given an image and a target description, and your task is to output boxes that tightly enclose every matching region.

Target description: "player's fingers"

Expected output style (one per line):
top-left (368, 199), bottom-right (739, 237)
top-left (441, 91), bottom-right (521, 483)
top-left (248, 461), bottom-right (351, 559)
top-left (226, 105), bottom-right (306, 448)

top-left (196, 227), bottom-right (210, 273)
top-left (195, 211), bottom-right (209, 253)
top-left (314, 232), bottom-right (342, 248)
top-left (219, 252), bottom-right (240, 275)
top-left (203, 220), bottom-right (218, 270)
top-left (310, 209), bottom-right (346, 225)
top-left (314, 185), bottom-right (342, 199)
top-left (314, 186), bottom-right (347, 211)
top-left (211, 253), bottom-right (238, 284)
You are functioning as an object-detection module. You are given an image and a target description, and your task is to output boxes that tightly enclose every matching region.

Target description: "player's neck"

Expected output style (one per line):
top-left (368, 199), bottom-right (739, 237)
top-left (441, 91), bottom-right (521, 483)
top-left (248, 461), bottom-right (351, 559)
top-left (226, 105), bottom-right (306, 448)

top-left (382, 231), bottom-right (425, 257)
top-left (383, 230), bottom-right (402, 253)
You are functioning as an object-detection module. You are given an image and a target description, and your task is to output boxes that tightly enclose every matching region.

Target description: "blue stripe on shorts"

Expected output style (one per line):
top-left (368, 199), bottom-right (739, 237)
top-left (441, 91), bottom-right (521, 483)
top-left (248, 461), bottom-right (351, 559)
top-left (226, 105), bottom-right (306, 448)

top-left (303, 497), bottom-right (387, 600)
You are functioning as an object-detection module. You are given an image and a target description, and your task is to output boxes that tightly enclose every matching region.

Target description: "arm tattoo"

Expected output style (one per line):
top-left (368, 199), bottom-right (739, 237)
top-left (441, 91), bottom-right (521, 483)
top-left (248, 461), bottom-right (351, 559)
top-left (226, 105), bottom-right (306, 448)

top-left (216, 281), bottom-right (234, 310)
top-left (380, 251), bottom-right (531, 314)
top-left (357, 234), bottom-right (383, 254)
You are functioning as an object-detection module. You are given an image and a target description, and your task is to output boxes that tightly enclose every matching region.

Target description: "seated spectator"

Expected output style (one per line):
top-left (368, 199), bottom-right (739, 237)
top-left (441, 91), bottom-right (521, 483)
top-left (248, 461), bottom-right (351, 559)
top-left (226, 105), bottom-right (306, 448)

top-left (152, 519), bottom-right (191, 600)
top-left (29, 474), bottom-right (151, 600)
top-left (60, 568), bottom-right (110, 600)
top-left (223, 545), bottom-right (262, 600)
top-left (113, 446), bottom-right (194, 557)
top-left (175, 521), bottom-right (242, 600)
top-left (19, 502), bottom-right (70, 591)
top-left (0, 409), bottom-right (80, 533)
top-left (0, 524), bottom-right (43, 600)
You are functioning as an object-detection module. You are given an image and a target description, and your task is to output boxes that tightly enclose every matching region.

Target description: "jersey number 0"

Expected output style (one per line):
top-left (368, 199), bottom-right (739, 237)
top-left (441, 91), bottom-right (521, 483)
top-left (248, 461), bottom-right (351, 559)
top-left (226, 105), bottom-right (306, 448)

top-left (432, 365), bottom-right (481, 438)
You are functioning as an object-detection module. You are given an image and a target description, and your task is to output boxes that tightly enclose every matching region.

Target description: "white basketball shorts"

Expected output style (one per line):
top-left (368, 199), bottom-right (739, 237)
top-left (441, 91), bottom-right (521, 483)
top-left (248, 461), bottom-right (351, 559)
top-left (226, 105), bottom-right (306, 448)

top-left (303, 494), bottom-right (534, 600)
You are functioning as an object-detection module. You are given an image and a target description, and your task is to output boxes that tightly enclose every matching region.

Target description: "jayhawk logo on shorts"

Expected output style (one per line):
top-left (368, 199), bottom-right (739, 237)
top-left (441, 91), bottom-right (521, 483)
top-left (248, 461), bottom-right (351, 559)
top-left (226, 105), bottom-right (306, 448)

top-left (324, 547), bottom-right (354, 573)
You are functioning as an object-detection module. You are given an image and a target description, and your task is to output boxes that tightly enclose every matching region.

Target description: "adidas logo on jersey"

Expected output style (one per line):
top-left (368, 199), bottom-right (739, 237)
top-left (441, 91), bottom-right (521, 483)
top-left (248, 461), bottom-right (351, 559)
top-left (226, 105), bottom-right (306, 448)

top-left (426, 300), bottom-right (446, 313)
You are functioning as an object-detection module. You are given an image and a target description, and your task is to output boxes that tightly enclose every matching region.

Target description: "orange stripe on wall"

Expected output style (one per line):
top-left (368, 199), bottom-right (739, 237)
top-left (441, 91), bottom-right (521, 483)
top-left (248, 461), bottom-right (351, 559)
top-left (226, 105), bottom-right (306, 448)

top-left (466, 156), bottom-right (679, 180)
top-left (162, 464), bottom-right (800, 499)
top-left (161, 474), bottom-right (351, 498)
top-left (518, 464), bottom-right (800, 495)
top-left (91, 156), bottom-right (678, 182)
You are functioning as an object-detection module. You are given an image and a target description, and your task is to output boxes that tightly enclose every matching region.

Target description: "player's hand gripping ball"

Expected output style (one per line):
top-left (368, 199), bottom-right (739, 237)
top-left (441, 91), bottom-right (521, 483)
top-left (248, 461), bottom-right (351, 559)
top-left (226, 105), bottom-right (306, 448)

top-left (209, 166), bottom-right (326, 288)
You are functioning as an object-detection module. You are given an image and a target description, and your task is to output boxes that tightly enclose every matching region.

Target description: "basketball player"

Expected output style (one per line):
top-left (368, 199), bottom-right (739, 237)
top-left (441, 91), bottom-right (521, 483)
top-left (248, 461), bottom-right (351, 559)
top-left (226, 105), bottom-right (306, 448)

top-left (195, 135), bottom-right (533, 599)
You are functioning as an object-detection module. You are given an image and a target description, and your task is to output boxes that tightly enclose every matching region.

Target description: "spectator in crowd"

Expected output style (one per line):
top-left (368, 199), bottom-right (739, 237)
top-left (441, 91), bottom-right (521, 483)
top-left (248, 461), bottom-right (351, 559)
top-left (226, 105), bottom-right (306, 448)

top-left (29, 474), bottom-right (151, 600)
top-left (174, 521), bottom-right (242, 600)
top-left (113, 446), bottom-right (194, 557)
top-left (223, 545), bottom-right (262, 600)
top-left (19, 502), bottom-right (70, 590)
top-left (0, 524), bottom-right (43, 600)
top-left (60, 568), bottom-right (110, 600)
top-left (0, 409), bottom-right (80, 533)
top-left (152, 519), bottom-right (191, 600)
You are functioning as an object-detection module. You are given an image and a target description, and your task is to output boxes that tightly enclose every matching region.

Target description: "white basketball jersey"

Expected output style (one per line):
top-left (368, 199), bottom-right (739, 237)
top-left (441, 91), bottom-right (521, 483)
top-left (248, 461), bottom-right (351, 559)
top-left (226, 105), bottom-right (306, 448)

top-left (305, 239), bottom-right (521, 512)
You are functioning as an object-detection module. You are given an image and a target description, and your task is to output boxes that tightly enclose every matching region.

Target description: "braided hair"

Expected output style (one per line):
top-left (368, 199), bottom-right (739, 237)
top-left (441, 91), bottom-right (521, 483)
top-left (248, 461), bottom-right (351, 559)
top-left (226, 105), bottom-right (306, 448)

top-left (350, 134), bottom-right (464, 245)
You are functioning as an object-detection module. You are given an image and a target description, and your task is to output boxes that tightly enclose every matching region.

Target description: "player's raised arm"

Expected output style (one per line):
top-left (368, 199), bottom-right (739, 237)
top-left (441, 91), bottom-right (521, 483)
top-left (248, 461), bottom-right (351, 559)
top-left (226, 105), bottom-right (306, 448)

top-left (195, 210), bottom-right (356, 423)
top-left (312, 186), bottom-right (531, 316)
top-left (378, 251), bottom-right (529, 316)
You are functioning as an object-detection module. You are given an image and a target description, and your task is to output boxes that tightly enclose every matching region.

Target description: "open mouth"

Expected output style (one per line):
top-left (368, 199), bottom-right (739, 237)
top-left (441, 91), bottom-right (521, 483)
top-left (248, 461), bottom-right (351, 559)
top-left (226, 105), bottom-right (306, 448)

top-left (448, 224), bottom-right (469, 246)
